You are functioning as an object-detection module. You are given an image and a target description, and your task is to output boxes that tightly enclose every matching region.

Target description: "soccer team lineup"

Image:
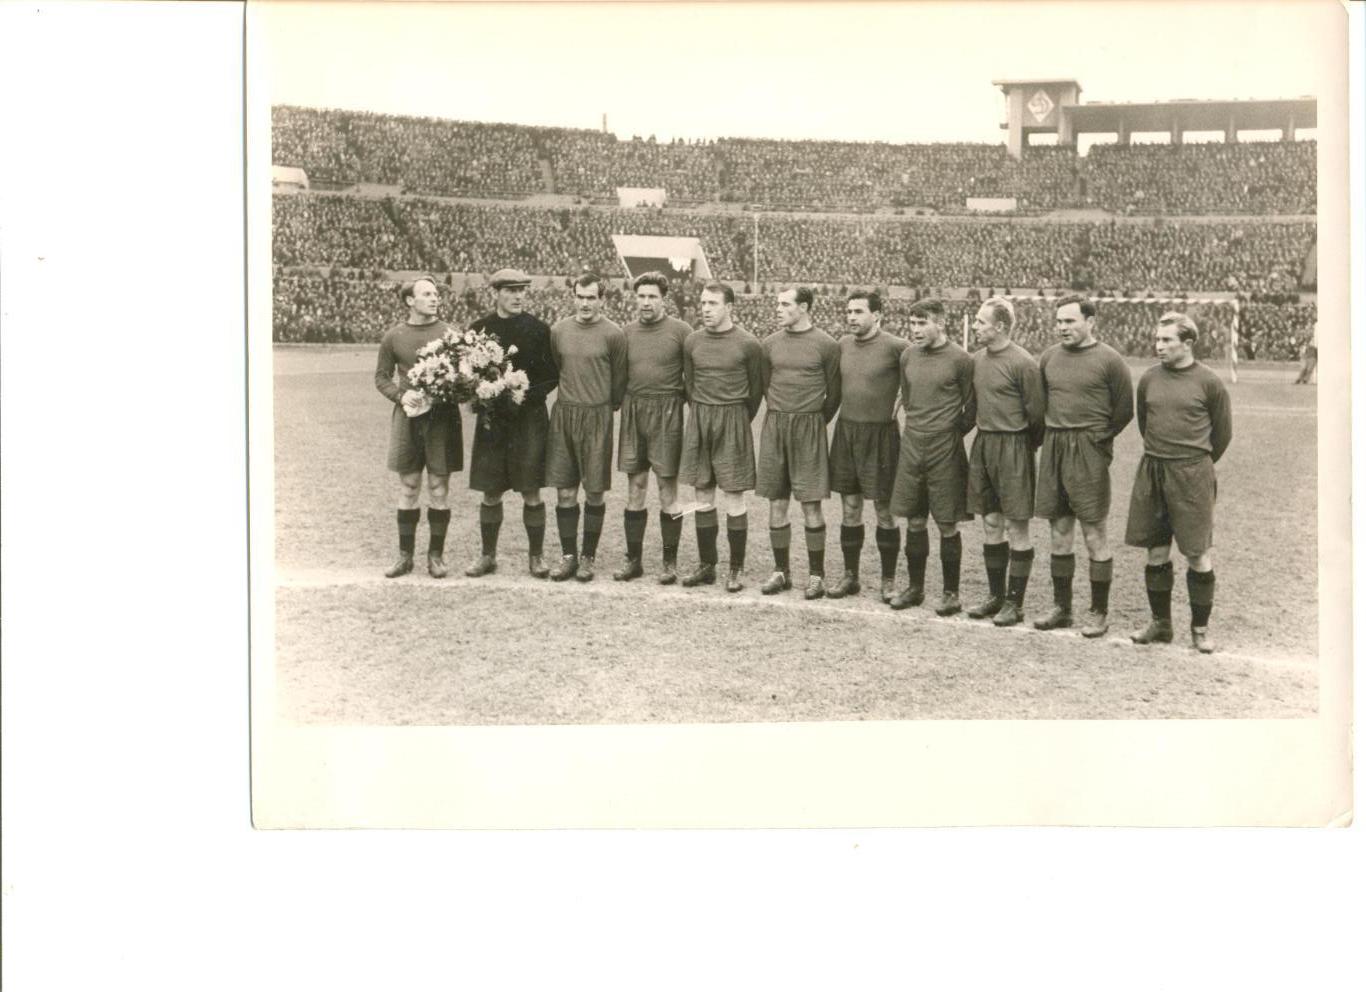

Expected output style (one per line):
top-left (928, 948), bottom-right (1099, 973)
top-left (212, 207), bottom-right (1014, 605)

top-left (373, 268), bottom-right (1233, 655)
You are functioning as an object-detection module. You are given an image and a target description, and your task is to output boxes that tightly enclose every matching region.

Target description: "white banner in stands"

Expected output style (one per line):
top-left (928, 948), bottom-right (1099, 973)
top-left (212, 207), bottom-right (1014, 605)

top-left (617, 187), bottom-right (667, 208)
top-left (611, 234), bottom-right (712, 281)
top-left (965, 197), bottom-right (1017, 212)
top-left (272, 165), bottom-right (310, 190)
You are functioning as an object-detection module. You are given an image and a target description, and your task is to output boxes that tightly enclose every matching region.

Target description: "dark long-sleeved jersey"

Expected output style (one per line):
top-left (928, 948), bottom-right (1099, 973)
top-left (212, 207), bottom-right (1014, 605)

top-left (838, 330), bottom-right (909, 424)
top-left (549, 315), bottom-right (628, 408)
top-left (624, 315), bottom-right (692, 397)
top-left (974, 341), bottom-right (1045, 445)
top-left (899, 338), bottom-right (976, 435)
top-left (682, 323), bottom-right (764, 419)
top-left (760, 326), bottom-right (841, 421)
top-left (1038, 340), bottom-right (1134, 439)
top-left (374, 320), bottom-right (451, 404)
top-left (1135, 361), bottom-right (1233, 461)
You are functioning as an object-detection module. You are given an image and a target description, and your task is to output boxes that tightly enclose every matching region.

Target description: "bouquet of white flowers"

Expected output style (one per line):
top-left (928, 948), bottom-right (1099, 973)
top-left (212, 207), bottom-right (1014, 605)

top-left (405, 327), bottom-right (531, 429)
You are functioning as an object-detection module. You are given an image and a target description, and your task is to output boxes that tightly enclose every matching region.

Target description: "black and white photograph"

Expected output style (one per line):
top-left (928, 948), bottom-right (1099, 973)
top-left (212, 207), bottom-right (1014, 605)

top-left (247, 0), bottom-right (1351, 827)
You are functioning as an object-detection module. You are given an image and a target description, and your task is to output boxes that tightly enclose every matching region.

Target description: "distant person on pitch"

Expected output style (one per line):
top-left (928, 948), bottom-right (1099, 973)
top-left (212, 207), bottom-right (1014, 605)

top-left (373, 275), bottom-right (463, 578)
top-left (827, 291), bottom-right (909, 602)
top-left (677, 282), bottom-right (764, 591)
top-left (545, 273), bottom-right (628, 582)
top-left (1293, 323), bottom-right (1317, 384)
top-left (1034, 296), bottom-right (1134, 637)
top-left (965, 297), bottom-right (1045, 627)
top-left (464, 268), bottom-right (560, 579)
top-left (757, 287), bottom-right (842, 600)
top-left (1125, 313), bottom-right (1233, 654)
top-left (613, 272), bottom-right (692, 582)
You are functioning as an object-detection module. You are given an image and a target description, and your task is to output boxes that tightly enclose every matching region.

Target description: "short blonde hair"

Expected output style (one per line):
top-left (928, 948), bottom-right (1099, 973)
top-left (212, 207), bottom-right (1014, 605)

top-left (1158, 311), bottom-right (1199, 345)
top-left (981, 295), bottom-right (1015, 331)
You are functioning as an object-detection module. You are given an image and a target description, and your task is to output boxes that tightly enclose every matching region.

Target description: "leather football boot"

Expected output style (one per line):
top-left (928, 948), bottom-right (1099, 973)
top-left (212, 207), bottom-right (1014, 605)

top-left (760, 570), bottom-right (792, 595)
top-left (528, 554), bottom-right (550, 579)
top-left (681, 562), bottom-right (716, 587)
top-left (935, 591), bottom-right (962, 617)
top-left (575, 555), bottom-right (596, 582)
top-left (1130, 619), bottom-right (1174, 645)
top-left (613, 557), bottom-right (644, 582)
top-left (992, 601), bottom-right (1024, 627)
top-left (384, 553), bottom-right (414, 578)
top-left (826, 571), bottom-right (860, 599)
top-left (1033, 605), bottom-right (1072, 630)
top-left (549, 554), bottom-right (578, 581)
top-left (464, 554), bottom-right (497, 578)
top-left (888, 585), bottom-right (923, 610)
top-left (804, 575), bottom-right (826, 600)
top-left (657, 560), bottom-right (678, 585)
top-left (725, 568), bottom-right (745, 593)
top-left (1080, 610), bottom-right (1109, 638)
top-left (967, 595), bottom-right (1005, 619)
top-left (1191, 626), bottom-right (1217, 654)
top-left (880, 577), bottom-right (897, 604)
top-left (427, 554), bottom-right (449, 579)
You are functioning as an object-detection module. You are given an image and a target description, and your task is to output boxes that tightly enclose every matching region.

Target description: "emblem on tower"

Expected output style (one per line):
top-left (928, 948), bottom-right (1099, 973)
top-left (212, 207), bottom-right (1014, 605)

top-left (1027, 89), bottom-right (1055, 123)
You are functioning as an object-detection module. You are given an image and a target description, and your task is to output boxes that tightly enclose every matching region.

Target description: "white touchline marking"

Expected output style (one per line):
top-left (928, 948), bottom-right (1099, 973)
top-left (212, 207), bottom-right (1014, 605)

top-left (275, 567), bottom-right (1317, 670)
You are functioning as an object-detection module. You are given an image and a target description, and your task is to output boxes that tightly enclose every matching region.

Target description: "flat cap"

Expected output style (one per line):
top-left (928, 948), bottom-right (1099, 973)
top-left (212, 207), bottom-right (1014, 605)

top-left (489, 267), bottom-right (532, 289)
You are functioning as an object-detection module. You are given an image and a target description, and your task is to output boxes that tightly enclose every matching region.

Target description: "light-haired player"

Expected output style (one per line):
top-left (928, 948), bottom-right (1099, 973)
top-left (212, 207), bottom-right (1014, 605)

top-left (965, 296), bottom-right (1045, 627)
top-left (373, 275), bottom-right (463, 578)
top-left (677, 282), bottom-right (764, 591)
top-left (1124, 312), bottom-right (1233, 653)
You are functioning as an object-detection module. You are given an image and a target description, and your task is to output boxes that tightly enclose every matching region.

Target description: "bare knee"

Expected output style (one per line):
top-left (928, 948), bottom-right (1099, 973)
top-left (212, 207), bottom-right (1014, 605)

top-left (841, 495), bottom-right (864, 527)
top-left (1005, 519), bottom-right (1032, 550)
top-left (625, 472), bottom-right (650, 511)
top-left (397, 472), bottom-right (422, 509)
top-left (800, 501), bottom-right (824, 529)
top-left (981, 511), bottom-right (1005, 544)
top-left (1183, 549), bottom-right (1213, 572)
top-left (694, 486), bottom-right (716, 512)
top-left (768, 499), bottom-right (791, 528)
top-left (481, 488), bottom-right (507, 508)
top-left (1049, 517), bottom-right (1075, 554)
top-left (426, 473), bottom-right (450, 509)
top-left (584, 490), bottom-right (606, 508)
top-left (935, 520), bottom-right (959, 539)
top-left (520, 488), bottom-right (542, 508)
top-left (721, 490), bottom-right (747, 517)
top-left (1080, 521), bottom-right (1110, 560)
top-left (906, 516), bottom-right (928, 533)
top-left (657, 476), bottom-right (679, 514)
top-left (1146, 544), bottom-right (1172, 567)
top-left (556, 487), bottom-right (579, 508)
top-left (873, 500), bottom-right (895, 529)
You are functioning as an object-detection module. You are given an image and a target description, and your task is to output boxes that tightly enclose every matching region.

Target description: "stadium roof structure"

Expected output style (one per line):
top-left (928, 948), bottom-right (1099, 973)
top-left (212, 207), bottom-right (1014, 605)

top-left (995, 78), bottom-right (1316, 157)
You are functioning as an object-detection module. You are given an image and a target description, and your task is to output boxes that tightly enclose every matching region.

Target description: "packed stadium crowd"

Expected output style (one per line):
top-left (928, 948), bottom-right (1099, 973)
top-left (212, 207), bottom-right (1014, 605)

top-left (273, 105), bottom-right (1316, 216)
top-left (278, 270), bottom-right (1312, 361)
top-left (1083, 140), bottom-right (1316, 215)
top-left (273, 193), bottom-right (1315, 295)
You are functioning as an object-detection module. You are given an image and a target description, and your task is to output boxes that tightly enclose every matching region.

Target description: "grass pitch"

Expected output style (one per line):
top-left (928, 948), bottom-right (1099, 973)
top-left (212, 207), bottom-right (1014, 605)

top-left (271, 345), bottom-right (1318, 724)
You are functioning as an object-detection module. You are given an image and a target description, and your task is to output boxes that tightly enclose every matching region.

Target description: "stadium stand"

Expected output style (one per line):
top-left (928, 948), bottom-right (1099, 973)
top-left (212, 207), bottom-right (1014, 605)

top-left (272, 105), bottom-right (1315, 216)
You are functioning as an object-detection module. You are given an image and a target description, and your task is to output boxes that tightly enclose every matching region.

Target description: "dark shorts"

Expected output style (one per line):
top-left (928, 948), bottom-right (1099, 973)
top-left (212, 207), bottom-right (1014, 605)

top-left (618, 393), bottom-right (684, 477)
top-left (756, 410), bottom-right (830, 503)
top-left (1124, 454), bottom-right (1217, 555)
top-left (387, 403), bottom-right (463, 476)
top-left (1034, 428), bottom-right (1113, 525)
top-left (468, 401), bottom-right (548, 494)
top-left (889, 428), bottom-right (970, 524)
top-left (829, 418), bottom-right (899, 500)
top-left (967, 430), bottom-right (1036, 520)
top-left (545, 400), bottom-right (613, 492)
top-left (679, 402), bottom-right (756, 493)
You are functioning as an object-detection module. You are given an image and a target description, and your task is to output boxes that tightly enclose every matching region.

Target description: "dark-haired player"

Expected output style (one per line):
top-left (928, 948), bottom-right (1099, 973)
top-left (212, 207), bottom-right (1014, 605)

top-left (373, 275), bottom-right (462, 578)
top-left (613, 271), bottom-right (692, 581)
top-left (1034, 295), bottom-right (1134, 637)
top-left (1125, 312), bottom-right (1233, 653)
top-left (828, 290), bottom-right (908, 602)
top-left (678, 282), bottom-right (764, 591)
top-left (758, 286), bottom-right (841, 600)
top-left (464, 268), bottom-right (560, 579)
top-left (546, 273), bottom-right (628, 582)
top-left (888, 298), bottom-right (976, 615)
top-left (965, 296), bottom-right (1044, 627)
